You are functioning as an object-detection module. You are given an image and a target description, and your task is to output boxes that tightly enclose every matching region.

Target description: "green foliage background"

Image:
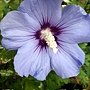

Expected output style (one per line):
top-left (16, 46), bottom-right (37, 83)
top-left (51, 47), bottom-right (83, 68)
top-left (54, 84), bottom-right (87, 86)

top-left (0, 0), bottom-right (90, 90)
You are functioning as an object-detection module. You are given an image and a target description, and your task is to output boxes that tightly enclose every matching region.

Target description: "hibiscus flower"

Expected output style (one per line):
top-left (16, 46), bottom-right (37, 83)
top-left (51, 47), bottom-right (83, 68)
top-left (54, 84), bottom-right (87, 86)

top-left (0, 0), bottom-right (90, 80)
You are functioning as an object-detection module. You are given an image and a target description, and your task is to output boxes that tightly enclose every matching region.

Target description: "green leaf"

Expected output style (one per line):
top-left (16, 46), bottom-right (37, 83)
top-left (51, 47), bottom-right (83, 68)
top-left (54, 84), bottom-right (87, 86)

top-left (22, 78), bottom-right (42, 90)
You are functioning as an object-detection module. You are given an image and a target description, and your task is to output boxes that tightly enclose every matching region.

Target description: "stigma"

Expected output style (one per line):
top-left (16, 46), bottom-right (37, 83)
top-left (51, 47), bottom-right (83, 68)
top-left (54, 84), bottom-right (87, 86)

top-left (41, 28), bottom-right (58, 53)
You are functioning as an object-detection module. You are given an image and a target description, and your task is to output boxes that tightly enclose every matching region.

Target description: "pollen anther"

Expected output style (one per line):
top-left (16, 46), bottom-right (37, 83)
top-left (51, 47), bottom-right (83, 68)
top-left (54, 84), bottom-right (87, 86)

top-left (41, 28), bottom-right (58, 53)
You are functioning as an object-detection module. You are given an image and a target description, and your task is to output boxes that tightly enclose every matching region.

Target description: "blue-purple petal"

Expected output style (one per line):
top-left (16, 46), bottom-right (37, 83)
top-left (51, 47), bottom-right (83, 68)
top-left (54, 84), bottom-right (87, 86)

top-left (1, 38), bottom-right (28, 50)
top-left (49, 43), bottom-right (85, 78)
top-left (14, 40), bottom-right (51, 80)
top-left (0, 11), bottom-right (40, 50)
top-left (18, 0), bottom-right (63, 25)
top-left (57, 5), bottom-right (90, 44)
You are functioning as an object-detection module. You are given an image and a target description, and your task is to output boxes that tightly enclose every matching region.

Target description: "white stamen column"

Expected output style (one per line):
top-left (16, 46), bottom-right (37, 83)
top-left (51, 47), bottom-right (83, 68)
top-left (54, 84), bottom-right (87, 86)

top-left (41, 28), bottom-right (58, 53)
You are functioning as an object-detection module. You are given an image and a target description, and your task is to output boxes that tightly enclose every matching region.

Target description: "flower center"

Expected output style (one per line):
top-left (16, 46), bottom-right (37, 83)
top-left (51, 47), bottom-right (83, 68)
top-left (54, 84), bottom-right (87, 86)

top-left (40, 28), bottom-right (58, 53)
